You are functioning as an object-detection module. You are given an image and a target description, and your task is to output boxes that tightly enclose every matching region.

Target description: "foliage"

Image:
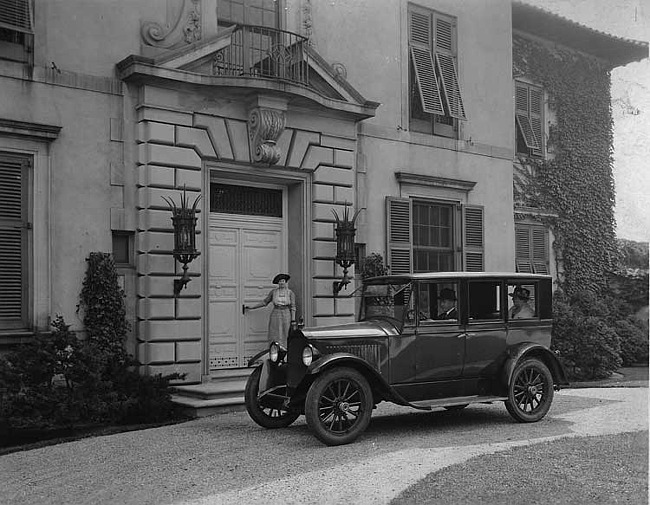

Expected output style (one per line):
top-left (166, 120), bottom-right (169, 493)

top-left (360, 253), bottom-right (389, 279)
top-left (618, 239), bottom-right (649, 271)
top-left (552, 290), bottom-right (622, 381)
top-left (0, 253), bottom-right (184, 442)
top-left (616, 318), bottom-right (649, 367)
top-left (513, 35), bottom-right (617, 296)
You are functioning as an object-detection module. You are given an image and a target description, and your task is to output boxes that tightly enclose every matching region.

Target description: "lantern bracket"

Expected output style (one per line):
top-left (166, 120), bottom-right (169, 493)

top-left (331, 203), bottom-right (362, 297)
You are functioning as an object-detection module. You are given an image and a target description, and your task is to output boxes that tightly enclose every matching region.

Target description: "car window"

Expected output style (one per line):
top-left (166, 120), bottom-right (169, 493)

top-left (360, 281), bottom-right (411, 324)
top-left (417, 282), bottom-right (459, 323)
top-left (468, 281), bottom-right (503, 321)
top-left (507, 283), bottom-right (538, 320)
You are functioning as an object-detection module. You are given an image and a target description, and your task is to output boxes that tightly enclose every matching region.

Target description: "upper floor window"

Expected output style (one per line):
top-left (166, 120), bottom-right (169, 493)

top-left (515, 223), bottom-right (549, 274)
top-left (515, 80), bottom-right (544, 158)
top-left (218, 0), bottom-right (280, 28)
top-left (0, 0), bottom-right (33, 63)
top-left (408, 4), bottom-right (466, 138)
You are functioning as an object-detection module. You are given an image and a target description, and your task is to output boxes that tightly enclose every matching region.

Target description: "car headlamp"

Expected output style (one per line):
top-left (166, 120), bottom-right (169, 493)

top-left (269, 342), bottom-right (280, 363)
top-left (302, 345), bottom-right (315, 366)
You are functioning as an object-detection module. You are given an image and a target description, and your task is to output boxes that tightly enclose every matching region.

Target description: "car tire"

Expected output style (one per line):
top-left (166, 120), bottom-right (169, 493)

top-left (505, 358), bottom-right (554, 423)
top-left (245, 365), bottom-right (300, 429)
top-left (305, 367), bottom-right (373, 446)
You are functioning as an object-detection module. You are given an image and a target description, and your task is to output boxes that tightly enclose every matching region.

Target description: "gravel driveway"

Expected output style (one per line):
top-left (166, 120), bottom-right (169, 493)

top-left (1, 387), bottom-right (647, 505)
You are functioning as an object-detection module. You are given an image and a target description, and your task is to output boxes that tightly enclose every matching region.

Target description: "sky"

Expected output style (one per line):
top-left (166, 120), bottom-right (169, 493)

top-left (522, 0), bottom-right (650, 243)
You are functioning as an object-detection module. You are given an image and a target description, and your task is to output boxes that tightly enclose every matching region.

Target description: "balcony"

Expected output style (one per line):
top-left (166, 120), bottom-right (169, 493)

top-left (213, 24), bottom-right (309, 87)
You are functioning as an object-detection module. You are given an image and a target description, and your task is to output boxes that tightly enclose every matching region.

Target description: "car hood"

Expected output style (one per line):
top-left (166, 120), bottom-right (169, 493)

top-left (299, 319), bottom-right (399, 340)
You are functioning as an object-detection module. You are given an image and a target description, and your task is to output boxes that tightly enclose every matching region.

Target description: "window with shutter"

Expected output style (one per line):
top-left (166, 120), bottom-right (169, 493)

top-left (515, 81), bottom-right (544, 157)
top-left (408, 5), bottom-right (465, 137)
top-left (0, 153), bottom-right (29, 330)
top-left (515, 224), bottom-right (549, 274)
top-left (386, 197), bottom-right (481, 274)
top-left (0, 0), bottom-right (33, 63)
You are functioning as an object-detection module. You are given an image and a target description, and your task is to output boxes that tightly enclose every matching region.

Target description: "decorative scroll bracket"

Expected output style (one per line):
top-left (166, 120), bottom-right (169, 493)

top-left (141, 0), bottom-right (201, 49)
top-left (248, 106), bottom-right (286, 165)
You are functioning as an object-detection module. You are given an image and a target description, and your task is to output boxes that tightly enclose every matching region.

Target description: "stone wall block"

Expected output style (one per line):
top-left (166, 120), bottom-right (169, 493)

top-left (313, 259), bottom-right (336, 277)
top-left (175, 167), bottom-right (202, 191)
top-left (138, 319), bottom-right (201, 341)
top-left (143, 144), bottom-right (202, 169)
top-left (313, 222), bottom-right (335, 240)
top-left (334, 186), bottom-right (355, 204)
top-left (334, 292), bottom-right (356, 315)
top-left (228, 119), bottom-right (251, 162)
top-left (313, 278), bottom-right (336, 297)
top-left (313, 165), bottom-right (354, 186)
top-left (194, 114), bottom-right (234, 159)
top-left (138, 186), bottom-right (201, 210)
top-left (138, 275), bottom-right (174, 297)
top-left (138, 122), bottom-right (175, 144)
top-left (138, 107), bottom-right (193, 126)
top-left (139, 342), bottom-right (175, 364)
top-left (137, 253), bottom-right (175, 275)
top-left (176, 125), bottom-right (217, 158)
top-left (139, 298), bottom-right (175, 319)
top-left (138, 165), bottom-right (175, 188)
top-left (321, 135), bottom-right (356, 151)
top-left (302, 145), bottom-right (334, 171)
top-left (287, 131), bottom-right (320, 168)
top-left (313, 183), bottom-right (334, 202)
top-left (313, 297), bottom-right (334, 316)
top-left (176, 341), bottom-right (202, 362)
top-left (138, 208), bottom-right (174, 231)
top-left (333, 149), bottom-right (354, 169)
top-left (138, 231), bottom-right (174, 253)
top-left (313, 240), bottom-right (336, 258)
top-left (176, 297), bottom-right (202, 318)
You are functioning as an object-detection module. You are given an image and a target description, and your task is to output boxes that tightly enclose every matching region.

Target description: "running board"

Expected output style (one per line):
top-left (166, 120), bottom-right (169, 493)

top-left (409, 395), bottom-right (507, 411)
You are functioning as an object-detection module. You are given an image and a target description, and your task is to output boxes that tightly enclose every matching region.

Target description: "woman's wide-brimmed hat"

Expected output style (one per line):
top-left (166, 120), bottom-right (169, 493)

top-left (272, 273), bottom-right (290, 284)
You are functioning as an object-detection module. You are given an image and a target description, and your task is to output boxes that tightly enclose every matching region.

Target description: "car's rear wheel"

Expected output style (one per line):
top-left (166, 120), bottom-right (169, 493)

top-left (305, 367), bottom-right (373, 446)
top-left (245, 365), bottom-right (300, 429)
top-left (505, 358), bottom-right (554, 423)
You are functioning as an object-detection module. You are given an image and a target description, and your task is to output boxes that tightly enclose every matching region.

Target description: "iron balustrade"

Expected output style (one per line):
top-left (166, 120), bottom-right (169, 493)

top-left (213, 24), bottom-right (309, 86)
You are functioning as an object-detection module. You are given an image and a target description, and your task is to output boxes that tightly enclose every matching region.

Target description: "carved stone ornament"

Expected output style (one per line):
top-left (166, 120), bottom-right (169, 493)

top-left (248, 107), bottom-right (286, 165)
top-left (142, 0), bottom-right (201, 49)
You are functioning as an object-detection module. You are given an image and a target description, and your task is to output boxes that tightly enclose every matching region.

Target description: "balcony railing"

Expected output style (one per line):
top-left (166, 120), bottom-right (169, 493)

top-left (213, 24), bottom-right (309, 87)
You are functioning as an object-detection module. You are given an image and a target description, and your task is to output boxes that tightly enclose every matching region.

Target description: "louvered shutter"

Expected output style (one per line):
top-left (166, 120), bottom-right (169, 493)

top-left (515, 83), bottom-right (539, 150)
top-left (434, 14), bottom-right (466, 120)
top-left (0, 155), bottom-right (28, 329)
top-left (0, 0), bottom-right (33, 34)
top-left (529, 87), bottom-right (543, 156)
top-left (409, 8), bottom-right (445, 115)
top-left (386, 197), bottom-right (412, 274)
top-left (531, 227), bottom-right (549, 274)
top-left (463, 205), bottom-right (484, 271)
top-left (515, 225), bottom-right (533, 273)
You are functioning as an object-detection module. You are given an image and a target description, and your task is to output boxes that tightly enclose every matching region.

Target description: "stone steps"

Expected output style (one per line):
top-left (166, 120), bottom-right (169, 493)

top-left (171, 368), bottom-right (254, 417)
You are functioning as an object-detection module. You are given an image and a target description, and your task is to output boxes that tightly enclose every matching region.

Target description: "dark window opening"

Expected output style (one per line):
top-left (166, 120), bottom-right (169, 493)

top-left (412, 201), bottom-right (455, 273)
top-left (112, 232), bottom-right (134, 266)
top-left (210, 183), bottom-right (283, 217)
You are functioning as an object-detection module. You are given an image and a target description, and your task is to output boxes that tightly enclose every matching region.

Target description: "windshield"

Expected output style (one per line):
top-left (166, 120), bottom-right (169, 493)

top-left (359, 280), bottom-right (412, 325)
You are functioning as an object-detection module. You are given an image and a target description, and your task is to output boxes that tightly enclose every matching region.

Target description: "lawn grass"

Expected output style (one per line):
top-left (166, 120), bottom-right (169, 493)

top-left (392, 431), bottom-right (648, 505)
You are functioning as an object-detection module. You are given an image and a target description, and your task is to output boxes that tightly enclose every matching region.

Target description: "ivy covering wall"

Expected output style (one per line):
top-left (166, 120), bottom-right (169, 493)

top-left (513, 34), bottom-right (618, 295)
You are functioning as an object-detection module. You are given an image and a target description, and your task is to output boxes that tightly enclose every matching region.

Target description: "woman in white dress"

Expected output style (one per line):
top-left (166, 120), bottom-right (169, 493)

top-left (244, 273), bottom-right (297, 346)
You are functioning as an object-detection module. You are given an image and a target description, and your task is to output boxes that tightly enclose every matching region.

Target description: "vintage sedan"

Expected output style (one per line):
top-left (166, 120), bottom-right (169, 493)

top-left (245, 272), bottom-right (568, 446)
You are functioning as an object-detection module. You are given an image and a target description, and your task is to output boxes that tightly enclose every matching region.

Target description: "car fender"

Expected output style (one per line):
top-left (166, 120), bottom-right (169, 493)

top-left (247, 349), bottom-right (269, 367)
top-left (306, 353), bottom-right (399, 402)
top-left (502, 342), bottom-right (570, 389)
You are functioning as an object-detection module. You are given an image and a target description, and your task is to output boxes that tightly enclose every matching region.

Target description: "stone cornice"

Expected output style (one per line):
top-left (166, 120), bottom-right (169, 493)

top-left (396, 172), bottom-right (476, 192)
top-left (0, 118), bottom-right (61, 142)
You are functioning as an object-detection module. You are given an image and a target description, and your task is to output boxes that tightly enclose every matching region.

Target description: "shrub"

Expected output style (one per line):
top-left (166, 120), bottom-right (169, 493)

top-left (360, 253), bottom-right (389, 279)
top-left (0, 253), bottom-right (185, 444)
top-left (552, 290), bottom-right (622, 381)
top-left (616, 318), bottom-right (649, 367)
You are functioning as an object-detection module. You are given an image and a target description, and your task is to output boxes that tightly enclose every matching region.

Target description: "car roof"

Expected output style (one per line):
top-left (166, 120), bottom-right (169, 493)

top-left (365, 272), bottom-right (552, 282)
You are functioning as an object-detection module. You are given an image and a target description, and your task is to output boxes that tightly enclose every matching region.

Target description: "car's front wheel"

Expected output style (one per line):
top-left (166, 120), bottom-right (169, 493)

top-left (245, 365), bottom-right (300, 429)
top-left (305, 367), bottom-right (373, 446)
top-left (505, 358), bottom-right (554, 423)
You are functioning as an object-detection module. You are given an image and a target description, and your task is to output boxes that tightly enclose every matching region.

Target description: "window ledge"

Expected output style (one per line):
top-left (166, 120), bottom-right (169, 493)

top-left (0, 330), bottom-right (37, 346)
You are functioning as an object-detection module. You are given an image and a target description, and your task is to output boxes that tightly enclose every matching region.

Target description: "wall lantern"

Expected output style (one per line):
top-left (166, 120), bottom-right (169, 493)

top-left (332, 203), bottom-right (362, 296)
top-left (163, 187), bottom-right (202, 296)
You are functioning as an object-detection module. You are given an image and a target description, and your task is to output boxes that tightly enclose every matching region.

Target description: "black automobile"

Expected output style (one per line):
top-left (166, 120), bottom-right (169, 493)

top-left (245, 272), bottom-right (568, 446)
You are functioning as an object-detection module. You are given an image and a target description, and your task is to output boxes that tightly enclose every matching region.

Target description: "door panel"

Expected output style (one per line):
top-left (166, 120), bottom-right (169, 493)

top-left (209, 217), bottom-right (283, 370)
top-left (416, 324), bottom-right (465, 381)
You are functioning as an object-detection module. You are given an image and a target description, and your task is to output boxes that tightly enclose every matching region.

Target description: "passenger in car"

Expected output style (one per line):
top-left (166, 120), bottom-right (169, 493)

top-left (436, 288), bottom-right (458, 320)
top-left (508, 286), bottom-right (535, 319)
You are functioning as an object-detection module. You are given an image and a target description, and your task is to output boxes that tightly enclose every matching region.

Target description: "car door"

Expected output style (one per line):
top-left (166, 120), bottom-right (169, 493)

top-left (463, 280), bottom-right (508, 378)
top-left (413, 281), bottom-right (466, 400)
